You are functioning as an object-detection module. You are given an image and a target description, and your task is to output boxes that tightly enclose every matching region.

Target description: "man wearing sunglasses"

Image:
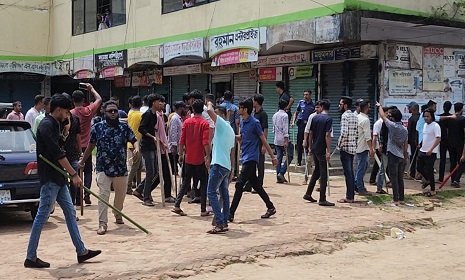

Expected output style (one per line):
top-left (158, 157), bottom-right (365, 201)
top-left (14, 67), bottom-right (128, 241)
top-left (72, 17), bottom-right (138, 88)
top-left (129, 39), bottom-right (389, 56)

top-left (79, 100), bottom-right (139, 235)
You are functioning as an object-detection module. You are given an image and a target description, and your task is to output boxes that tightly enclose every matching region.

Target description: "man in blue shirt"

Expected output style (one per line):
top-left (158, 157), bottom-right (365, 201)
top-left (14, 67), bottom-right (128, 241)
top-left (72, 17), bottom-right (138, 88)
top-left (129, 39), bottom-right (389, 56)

top-left (292, 89), bottom-right (315, 166)
top-left (220, 90), bottom-right (240, 179)
top-left (229, 98), bottom-right (278, 222)
top-left (205, 103), bottom-right (235, 234)
top-left (303, 99), bottom-right (335, 206)
top-left (79, 100), bottom-right (139, 235)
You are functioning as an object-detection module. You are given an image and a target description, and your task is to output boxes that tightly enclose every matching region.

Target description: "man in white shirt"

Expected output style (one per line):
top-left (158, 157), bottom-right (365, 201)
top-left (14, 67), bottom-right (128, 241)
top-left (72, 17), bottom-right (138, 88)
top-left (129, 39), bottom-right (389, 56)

top-left (273, 99), bottom-right (293, 183)
top-left (25, 95), bottom-right (45, 127)
top-left (416, 108), bottom-right (441, 196)
top-left (355, 100), bottom-right (374, 195)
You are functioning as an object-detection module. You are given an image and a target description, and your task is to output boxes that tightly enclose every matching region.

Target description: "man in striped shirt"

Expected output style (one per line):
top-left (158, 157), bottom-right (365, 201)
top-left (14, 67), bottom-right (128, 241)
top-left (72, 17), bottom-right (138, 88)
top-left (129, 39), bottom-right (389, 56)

top-left (337, 97), bottom-right (358, 203)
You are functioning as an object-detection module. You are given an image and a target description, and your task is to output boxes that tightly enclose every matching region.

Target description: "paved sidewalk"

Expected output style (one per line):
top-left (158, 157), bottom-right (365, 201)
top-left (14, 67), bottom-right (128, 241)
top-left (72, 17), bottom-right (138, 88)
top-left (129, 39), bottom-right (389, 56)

top-left (0, 170), bottom-right (458, 279)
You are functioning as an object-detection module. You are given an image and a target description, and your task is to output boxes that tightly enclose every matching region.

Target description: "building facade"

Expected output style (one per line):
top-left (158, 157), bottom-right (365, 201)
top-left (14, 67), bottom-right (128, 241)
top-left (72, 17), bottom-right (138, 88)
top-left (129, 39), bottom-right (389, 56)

top-left (1, 0), bottom-right (465, 142)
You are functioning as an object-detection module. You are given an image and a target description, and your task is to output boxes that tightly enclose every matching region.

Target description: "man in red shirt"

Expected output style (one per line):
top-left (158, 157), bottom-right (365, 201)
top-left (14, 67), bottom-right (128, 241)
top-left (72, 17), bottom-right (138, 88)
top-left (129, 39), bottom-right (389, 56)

top-left (172, 99), bottom-right (211, 216)
top-left (71, 83), bottom-right (103, 204)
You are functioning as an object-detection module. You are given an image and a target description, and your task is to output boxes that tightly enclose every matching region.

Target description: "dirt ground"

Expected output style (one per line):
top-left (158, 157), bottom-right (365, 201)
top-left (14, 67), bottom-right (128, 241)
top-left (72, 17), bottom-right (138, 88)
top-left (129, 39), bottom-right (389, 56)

top-left (185, 215), bottom-right (465, 280)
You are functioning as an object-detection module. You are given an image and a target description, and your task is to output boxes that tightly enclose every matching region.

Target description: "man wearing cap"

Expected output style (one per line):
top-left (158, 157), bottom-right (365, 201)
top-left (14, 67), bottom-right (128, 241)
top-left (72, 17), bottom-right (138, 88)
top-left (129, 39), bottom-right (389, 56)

top-left (355, 100), bottom-right (374, 195)
top-left (407, 101), bottom-right (420, 180)
top-left (292, 89), bottom-right (315, 166)
top-left (438, 101), bottom-right (452, 183)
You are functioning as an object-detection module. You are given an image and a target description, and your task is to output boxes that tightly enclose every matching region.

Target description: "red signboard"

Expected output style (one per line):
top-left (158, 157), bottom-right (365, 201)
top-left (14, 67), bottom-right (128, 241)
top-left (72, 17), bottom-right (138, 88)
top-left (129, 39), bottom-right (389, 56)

top-left (258, 67), bottom-right (282, 81)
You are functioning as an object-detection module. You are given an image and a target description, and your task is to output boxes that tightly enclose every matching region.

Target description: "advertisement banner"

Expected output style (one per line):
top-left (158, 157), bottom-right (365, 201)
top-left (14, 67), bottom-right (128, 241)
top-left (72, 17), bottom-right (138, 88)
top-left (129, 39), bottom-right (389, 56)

top-left (449, 78), bottom-right (464, 104)
top-left (209, 28), bottom-right (259, 57)
top-left (99, 66), bottom-right (124, 78)
top-left (423, 47), bottom-right (444, 91)
top-left (95, 50), bottom-right (127, 72)
top-left (74, 69), bottom-right (95, 80)
top-left (71, 55), bottom-right (94, 73)
top-left (127, 45), bottom-right (161, 66)
top-left (388, 69), bottom-right (422, 96)
top-left (163, 38), bottom-right (204, 62)
top-left (258, 67), bottom-right (282, 81)
top-left (386, 44), bottom-right (422, 69)
top-left (211, 48), bottom-right (258, 67)
top-left (444, 48), bottom-right (456, 79)
top-left (202, 62), bottom-right (251, 74)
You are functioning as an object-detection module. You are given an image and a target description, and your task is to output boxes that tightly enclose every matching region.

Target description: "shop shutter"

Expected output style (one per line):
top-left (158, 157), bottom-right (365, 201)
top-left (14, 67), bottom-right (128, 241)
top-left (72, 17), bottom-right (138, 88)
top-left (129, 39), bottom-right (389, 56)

top-left (189, 74), bottom-right (209, 93)
top-left (171, 75), bottom-right (189, 103)
top-left (12, 80), bottom-right (41, 113)
top-left (211, 73), bottom-right (231, 83)
top-left (289, 76), bottom-right (316, 102)
top-left (349, 60), bottom-right (378, 124)
top-left (321, 63), bottom-right (346, 153)
top-left (0, 80), bottom-right (11, 102)
top-left (233, 71), bottom-right (257, 102)
top-left (260, 81), bottom-right (279, 144)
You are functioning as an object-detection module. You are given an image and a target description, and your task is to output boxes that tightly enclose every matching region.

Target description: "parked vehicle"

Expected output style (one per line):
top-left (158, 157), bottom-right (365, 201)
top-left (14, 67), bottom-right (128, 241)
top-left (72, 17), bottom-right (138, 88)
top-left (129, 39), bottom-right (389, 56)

top-left (0, 102), bottom-right (13, 119)
top-left (0, 120), bottom-right (41, 219)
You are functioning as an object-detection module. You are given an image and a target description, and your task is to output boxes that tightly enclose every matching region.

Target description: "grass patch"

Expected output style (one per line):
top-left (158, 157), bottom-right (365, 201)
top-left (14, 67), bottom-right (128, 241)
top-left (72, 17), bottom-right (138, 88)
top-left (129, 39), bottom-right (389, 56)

top-left (367, 189), bottom-right (465, 206)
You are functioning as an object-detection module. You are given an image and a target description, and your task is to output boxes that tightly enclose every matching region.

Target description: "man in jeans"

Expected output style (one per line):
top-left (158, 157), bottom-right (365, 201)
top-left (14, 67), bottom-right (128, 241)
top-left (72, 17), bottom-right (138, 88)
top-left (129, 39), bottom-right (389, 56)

top-left (80, 100), bottom-right (138, 235)
top-left (376, 103), bottom-right (408, 204)
top-left (273, 99), bottom-right (294, 183)
top-left (336, 97), bottom-right (358, 203)
top-left (303, 99), bottom-right (334, 206)
top-left (126, 95), bottom-right (143, 194)
top-left (229, 98), bottom-right (278, 222)
top-left (172, 99), bottom-right (211, 216)
top-left (355, 100), bottom-right (375, 195)
top-left (71, 83), bottom-right (103, 204)
top-left (205, 103), bottom-right (235, 234)
top-left (417, 108), bottom-right (441, 197)
top-left (25, 94), bottom-right (100, 268)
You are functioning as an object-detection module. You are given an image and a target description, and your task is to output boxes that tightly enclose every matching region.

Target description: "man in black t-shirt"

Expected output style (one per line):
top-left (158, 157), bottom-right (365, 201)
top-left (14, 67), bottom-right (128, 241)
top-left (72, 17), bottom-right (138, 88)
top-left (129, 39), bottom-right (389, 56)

top-left (276, 81), bottom-right (294, 122)
top-left (303, 99), bottom-right (334, 206)
top-left (447, 103), bottom-right (465, 187)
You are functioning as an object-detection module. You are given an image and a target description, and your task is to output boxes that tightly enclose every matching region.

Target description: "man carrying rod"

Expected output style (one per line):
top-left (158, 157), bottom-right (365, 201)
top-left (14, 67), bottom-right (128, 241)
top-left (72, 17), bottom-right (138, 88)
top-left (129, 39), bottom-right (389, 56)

top-left (25, 94), bottom-right (101, 268)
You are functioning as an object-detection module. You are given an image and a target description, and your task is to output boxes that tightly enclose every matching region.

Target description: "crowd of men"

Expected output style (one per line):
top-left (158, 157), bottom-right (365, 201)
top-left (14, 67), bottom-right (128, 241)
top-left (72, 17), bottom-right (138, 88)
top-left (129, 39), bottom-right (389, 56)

top-left (6, 81), bottom-right (464, 268)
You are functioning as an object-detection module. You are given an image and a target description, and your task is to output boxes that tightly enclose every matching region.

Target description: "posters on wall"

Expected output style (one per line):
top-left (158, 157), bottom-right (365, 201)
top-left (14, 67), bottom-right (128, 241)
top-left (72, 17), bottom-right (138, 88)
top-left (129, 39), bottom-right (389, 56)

top-left (423, 47), bottom-right (444, 91)
top-left (384, 97), bottom-right (444, 126)
top-left (387, 69), bottom-right (422, 96)
top-left (444, 49), bottom-right (456, 79)
top-left (386, 44), bottom-right (422, 69)
top-left (449, 78), bottom-right (464, 104)
top-left (456, 51), bottom-right (465, 77)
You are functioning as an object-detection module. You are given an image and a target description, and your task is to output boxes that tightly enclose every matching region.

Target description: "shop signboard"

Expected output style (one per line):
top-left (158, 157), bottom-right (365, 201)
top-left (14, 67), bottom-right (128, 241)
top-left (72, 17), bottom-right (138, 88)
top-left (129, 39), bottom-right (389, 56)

top-left (0, 61), bottom-right (51, 75)
top-left (258, 67), bottom-right (282, 81)
top-left (95, 50), bottom-right (127, 72)
top-left (252, 51), bottom-right (311, 67)
top-left (127, 45), bottom-right (161, 66)
top-left (212, 48), bottom-right (258, 67)
top-left (388, 69), bottom-right (422, 96)
top-left (209, 28), bottom-right (260, 57)
top-left (164, 38), bottom-right (204, 62)
top-left (288, 66), bottom-right (313, 80)
top-left (163, 64), bottom-right (202, 76)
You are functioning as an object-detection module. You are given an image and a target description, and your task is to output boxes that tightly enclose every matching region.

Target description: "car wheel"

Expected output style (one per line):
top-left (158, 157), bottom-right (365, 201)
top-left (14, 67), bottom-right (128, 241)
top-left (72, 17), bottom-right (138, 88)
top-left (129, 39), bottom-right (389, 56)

top-left (30, 203), bottom-right (39, 220)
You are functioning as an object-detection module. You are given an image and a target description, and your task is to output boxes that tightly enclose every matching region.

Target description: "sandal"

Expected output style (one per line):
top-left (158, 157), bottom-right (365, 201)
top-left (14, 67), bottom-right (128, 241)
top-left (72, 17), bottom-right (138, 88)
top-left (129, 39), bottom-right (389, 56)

top-left (171, 208), bottom-right (187, 216)
top-left (423, 191), bottom-right (435, 197)
top-left (337, 198), bottom-right (354, 203)
top-left (132, 191), bottom-right (144, 201)
top-left (207, 226), bottom-right (225, 234)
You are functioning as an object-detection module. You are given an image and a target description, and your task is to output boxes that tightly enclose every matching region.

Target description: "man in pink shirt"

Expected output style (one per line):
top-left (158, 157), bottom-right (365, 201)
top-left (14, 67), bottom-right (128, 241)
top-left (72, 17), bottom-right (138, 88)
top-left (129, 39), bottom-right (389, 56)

top-left (7, 101), bottom-right (24, 120)
top-left (71, 83), bottom-right (103, 205)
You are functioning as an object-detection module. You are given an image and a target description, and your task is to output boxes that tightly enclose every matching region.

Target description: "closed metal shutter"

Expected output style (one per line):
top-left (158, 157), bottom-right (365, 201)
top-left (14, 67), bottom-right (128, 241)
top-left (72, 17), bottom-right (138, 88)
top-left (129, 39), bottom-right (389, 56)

top-left (0, 80), bottom-right (10, 102)
top-left (349, 60), bottom-right (378, 124)
top-left (233, 71), bottom-right (257, 102)
top-left (211, 73), bottom-right (231, 83)
top-left (321, 63), bottom-right (346, 153)
top-left (289, 77), bottom-right (316, 101)
top-left (260, 81), bottom-right (279, 144)
top-left (189, 74), bottom-right (208, 93)
top-left (171, 75), bottom-right (189, 103)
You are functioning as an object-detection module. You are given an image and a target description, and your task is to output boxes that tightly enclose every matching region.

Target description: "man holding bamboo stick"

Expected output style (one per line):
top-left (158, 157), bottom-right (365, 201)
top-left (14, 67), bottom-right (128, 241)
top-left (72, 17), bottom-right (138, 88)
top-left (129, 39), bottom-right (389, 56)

top-left (25, 94), bottom-right (101, 268)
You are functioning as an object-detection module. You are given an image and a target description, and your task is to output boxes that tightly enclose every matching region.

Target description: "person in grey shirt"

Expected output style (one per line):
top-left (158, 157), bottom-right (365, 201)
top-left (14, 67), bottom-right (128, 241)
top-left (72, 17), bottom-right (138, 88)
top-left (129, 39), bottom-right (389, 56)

top-left (376, 102), bottom-right (408, 205)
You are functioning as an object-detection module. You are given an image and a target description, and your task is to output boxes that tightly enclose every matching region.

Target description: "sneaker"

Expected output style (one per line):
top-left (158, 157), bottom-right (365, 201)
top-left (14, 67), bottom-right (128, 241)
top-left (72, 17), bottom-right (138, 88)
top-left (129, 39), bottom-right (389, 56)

top-left (277, 174), bottom-right (285, 184)
top-left (303, 194), bottom-right (317, 203)
top-left (318, 200), bottom-right (335, 206)
top-left (84, 196), bottom-right (92, 205)
top-left (77, 249), bottom-right (102, 264)
top-left (24, 258), bottom-right (50, 268)
top-left (261, 207), bottom-right (276, 219)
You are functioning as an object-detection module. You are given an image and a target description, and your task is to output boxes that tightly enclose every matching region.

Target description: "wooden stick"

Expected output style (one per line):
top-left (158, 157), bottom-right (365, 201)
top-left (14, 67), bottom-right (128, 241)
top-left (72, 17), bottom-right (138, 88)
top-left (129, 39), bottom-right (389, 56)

top-left (326, 160), bottom-right (331, 196)
top-left (79, 167), bottom-right (84, 216)
top-left (164, 153), bottom-right (175, 198)
top-left (439, 164), bottom-right (460, 190)
top-left (154, 131), bottom-right (166, 207)
top-left (286, 146), bottom-right (291, 183)
top-left (374, 153), bottom-right (390, 194)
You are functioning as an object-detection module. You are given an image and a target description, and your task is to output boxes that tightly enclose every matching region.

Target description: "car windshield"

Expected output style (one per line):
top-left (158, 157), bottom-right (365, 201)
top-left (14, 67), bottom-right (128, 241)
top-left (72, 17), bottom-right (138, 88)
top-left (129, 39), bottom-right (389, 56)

top-left (0, 125), bottom-right (36, 153)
